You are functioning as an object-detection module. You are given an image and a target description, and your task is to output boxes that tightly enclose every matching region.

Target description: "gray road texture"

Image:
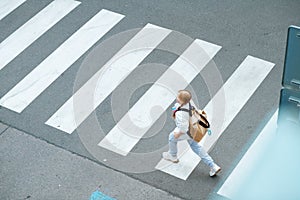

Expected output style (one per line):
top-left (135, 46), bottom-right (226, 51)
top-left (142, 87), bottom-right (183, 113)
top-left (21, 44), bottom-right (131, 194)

top-left (0, 0), bottom-right (300, 199)
top-left (0, 124), bottom-right (182, 200)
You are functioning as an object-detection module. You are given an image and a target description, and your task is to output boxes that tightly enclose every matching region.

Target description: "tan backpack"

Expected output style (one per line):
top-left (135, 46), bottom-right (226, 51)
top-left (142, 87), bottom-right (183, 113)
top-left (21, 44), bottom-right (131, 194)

top-left (178, 103), bottom-right (210, 143)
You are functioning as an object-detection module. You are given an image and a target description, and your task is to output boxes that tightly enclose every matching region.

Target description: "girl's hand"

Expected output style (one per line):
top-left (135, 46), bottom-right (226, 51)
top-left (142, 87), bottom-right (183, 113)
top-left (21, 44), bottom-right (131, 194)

top-left (174, 132), bottom-right (182, 139)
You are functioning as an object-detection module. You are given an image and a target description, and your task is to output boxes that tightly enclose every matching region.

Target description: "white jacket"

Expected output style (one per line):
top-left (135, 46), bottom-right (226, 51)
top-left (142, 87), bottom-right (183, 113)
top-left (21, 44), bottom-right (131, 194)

top-left (174, 102), bottom-right (190, 133)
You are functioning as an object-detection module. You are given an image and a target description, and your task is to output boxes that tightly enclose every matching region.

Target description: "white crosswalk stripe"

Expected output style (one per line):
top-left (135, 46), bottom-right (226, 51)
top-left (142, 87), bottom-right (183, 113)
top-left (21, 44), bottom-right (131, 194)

top-left (0, 0), bottom-right (27, 21)
top-left (0, 9), bottom-right (124, 113)
top-left (98, 39), bottom-right (221, 156)
top-left (155, 56), bottom-right (275, 180)
top-left (45, 23), bottom-right (171, 134)
top-left (0, 0), bottom-right (81, 71)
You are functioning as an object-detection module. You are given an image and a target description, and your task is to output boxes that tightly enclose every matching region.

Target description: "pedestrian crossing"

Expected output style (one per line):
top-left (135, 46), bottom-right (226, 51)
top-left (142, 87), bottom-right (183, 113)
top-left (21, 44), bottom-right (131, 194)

top-left (0, 0), bottom-right (80, 71)
top-left (155, 56), bottom-right (275, 180)
top-left (0, 0), bottom-right (276, 181)
top-left (0, 0), bottom-right (26, 21)
top-left (98, 39), bottom-right (221, 156)
top-left (0, 9), bottom-right (124, 113)
top-left (45, 23), bottom-right (171, 133)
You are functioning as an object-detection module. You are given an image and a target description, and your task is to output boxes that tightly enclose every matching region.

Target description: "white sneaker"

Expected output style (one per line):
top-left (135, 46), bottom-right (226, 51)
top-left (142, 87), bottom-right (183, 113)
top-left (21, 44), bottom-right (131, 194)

top-left (209, 164), bottom-right (221, 177)
top-left (162, 152), bottom-right (179, 163)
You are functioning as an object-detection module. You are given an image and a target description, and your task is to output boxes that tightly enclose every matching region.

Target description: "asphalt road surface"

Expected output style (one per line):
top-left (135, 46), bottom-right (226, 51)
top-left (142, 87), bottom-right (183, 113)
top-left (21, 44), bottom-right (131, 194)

top-left (1, 0), bottom-right (300, 199)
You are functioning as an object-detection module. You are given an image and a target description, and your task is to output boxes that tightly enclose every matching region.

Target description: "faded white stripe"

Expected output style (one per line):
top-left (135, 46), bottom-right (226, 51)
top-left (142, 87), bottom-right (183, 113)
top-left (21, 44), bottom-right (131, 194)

top-left (45, 24), bottom-right (172, 134)
top-left (0, 9), bottom-right (124, 113)
top-left (0, 0), bottom-right (81, 71)
top-left (98, 39), bottom-right (221, 156)
top-left (0, 0), bottom-right (26, 21)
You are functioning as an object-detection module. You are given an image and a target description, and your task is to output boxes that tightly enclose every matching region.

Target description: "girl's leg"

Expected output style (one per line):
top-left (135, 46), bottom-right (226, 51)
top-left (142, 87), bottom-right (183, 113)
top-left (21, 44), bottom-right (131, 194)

top-left (187, 139), bottom-right (214, 168)
top-left (168, 131), bottom-right (178, 157)
top-left (162, 131), bottom-right (185, 163)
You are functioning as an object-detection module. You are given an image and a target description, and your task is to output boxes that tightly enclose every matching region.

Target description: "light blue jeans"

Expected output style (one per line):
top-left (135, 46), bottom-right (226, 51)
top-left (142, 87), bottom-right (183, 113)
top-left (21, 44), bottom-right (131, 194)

top-left (168, 130), bottom-right (214, 168)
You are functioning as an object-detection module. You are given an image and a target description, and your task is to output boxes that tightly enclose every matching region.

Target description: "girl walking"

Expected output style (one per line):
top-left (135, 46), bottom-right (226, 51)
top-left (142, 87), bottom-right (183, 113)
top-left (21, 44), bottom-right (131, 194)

top-left (162, 90), bottom-right (221, 177)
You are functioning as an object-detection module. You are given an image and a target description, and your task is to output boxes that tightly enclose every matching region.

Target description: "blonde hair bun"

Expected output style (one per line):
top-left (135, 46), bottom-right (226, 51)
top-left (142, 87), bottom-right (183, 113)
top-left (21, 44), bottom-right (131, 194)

top-left (178, 90), bottom-right (192, 104)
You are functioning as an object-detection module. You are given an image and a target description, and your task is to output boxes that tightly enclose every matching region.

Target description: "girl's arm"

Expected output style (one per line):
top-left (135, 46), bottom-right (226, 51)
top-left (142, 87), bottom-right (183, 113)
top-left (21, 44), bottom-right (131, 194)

top-left (174, 131), bottom-right (184, 139)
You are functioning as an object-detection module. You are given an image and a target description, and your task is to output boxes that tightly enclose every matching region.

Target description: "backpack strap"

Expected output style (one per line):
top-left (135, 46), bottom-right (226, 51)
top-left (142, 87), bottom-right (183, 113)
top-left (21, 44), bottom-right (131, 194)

top-left (187, 103), bottom-right (210, 128)
top-left (188, 102), bottom-right (194, 116)
top-left (174, 104), bottom-right (193, 139)
top-left (173, 107), bottom-right (188, 117)
top-left (176, 104), bottom-right (192, 117)
top-left (174, 103), bottom-right (209, 128)
top-left (177, 107), bottom-right (189, 112)
top-left (194, 109), bottom-right (210, 128)
top-left (176, 102), bottom-right (193, 117)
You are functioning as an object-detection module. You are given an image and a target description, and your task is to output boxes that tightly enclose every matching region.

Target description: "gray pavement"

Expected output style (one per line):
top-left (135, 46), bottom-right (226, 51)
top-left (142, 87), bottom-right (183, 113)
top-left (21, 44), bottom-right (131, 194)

top-left (0, 123), bottom-right (8, 135)
top-left (1, 0), bottom-right (300, 199)
top-left (0, 124), bottom-right (181, 200)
